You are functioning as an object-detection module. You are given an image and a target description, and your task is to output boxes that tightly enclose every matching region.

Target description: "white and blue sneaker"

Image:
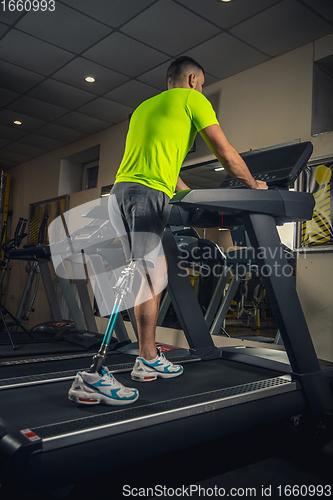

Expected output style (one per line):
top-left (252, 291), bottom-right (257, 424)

top-left (68, 366), bottom-right (139, 405)
top-left (131, 349), bottom-right (183, 382)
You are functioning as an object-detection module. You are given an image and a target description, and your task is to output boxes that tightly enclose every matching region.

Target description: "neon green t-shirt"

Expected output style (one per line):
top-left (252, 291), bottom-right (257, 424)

top-left (115, 88), bottom-right (219, 198)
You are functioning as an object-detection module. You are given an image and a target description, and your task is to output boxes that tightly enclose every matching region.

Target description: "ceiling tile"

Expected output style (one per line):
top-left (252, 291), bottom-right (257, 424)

top-left (36, 123), bottom-right (86, 143)
top-left (104, 80), bottom-right (159, 108)
top-left (0, 150), bottom-right (31, 163)
top-left (231, 0), bottom-right (333, 57)
top-left (8, 96), bottom-right (69, 121)
top-left (0, 124), bottom-right (26, 141)
top-left (0, 109), bottom-right (46, 133)
top-left (137, 61), bottom-right (172, 90)
top-left (0, 139), bottom-right (10, 149)
top-left (0, 87), bottom-right (20, 107)
top-left (0, 160), bottom-right (18, 170)
top-left (3, 142), bottom-right (47, 158)
top-left (0, 60), bottom-right (45, 93)
top-left (185, 33), bottom-right (269, 80)
top-left (0, 22), bottom-right (10, 36)
top-left (52, 57), bottom-right (130, 95)
top-left (302, 0), bottom-right (333, 24)
top-left (82, 32), bottom-right (169, 77)
top-left (204, 74), bottom-right (219, 87)
top-left (176, 0), bottom-right (280, 29)
top-left (0, 29), bottom-right (74, 75)
top-left (316, 54), bottom-right (333, 77)
top-left (78, 97), bottom-right (133, 124)
top-left (138, 63), bottom-right (219, 92)
top-left (27, 80), bottom-right (96, 109)
top-left (15, 4), bottom-right (112, 53)
top-left (60, 0), bottom-right (156, 28)
top-left (54, 112), bottom-right (111, 134)
top-left (0, 9), bottom-right (24, 25)
top-left (18, 134), bottom-right (66, 151)
top-left (121, 0), bottom-right (220, 55)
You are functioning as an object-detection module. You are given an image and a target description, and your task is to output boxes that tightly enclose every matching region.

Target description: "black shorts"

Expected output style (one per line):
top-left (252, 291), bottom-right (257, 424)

top-left (108, 182), bottom-right (171, 267)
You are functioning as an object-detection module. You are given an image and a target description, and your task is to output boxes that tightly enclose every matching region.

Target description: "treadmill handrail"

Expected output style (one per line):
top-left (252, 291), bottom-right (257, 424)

top-left (170, 189), bottom-right (315, 222)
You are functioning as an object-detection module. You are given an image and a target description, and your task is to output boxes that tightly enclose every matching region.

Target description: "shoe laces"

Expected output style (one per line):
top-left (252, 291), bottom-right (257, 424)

top-left (99, 366), bottom-right (117, 384)
top-left (158, 352), bottom-right (172, 367)
top-left (99, 366), bottom-right (134, 393)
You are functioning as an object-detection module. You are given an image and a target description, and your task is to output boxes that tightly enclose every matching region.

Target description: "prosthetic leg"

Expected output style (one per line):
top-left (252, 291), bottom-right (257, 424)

top-left (89, 260), bottom-right (137, 373)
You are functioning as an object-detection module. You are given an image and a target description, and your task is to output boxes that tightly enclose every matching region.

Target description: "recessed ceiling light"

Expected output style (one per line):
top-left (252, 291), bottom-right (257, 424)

top-left (13, 120), bottom-right (22, 125)
top-left (221, 0), bottom-right (232, 2)
top-left (85, 76), bottom-right (96, 83)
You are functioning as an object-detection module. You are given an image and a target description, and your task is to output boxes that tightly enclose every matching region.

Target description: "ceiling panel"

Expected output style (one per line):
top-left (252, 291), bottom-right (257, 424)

top-left (27, 80), bottom-right (96, 109)
top-left (0, 29), bottom-right (74, 75)
top-left (0, 60), bottom-right (45, 93)
top-left (0, 9), bottom-right (24, 25)
top-left (302, 0), bottom-right (333, 24)
top-left (2, 142), bottom-right (47, 158)
top-left (0, 109), bottom-right (46, 133)
top-left (185, 33), bottom-right (269, 80)
top-left (8, 96), bottom-right (69, 122)
top-left (52, 58), bottom-right (130, 95)
top-left (138, 61), bottom-right (175, 90)
top-left (0, 88), bottom-right (20, 108)
top-left (203, 73), bottom-right (221, 87)
top-left (54, 112), bottom-right (111, 134)
top-left (0, 124), bottom-right (27, 142)
top-left (176, 0), bottom-right (281, 29)
top-left (18, 134), bottom-right (66, 151)
top-left (121, 0), bottom-right (220, 55)
top-left (104, 80), bottom-right (159, 108)
top-left (0, 150), bottom-right (31, 163)
top-left (59, 0), bottom-right (156, 28)
top-left (0, 159), bottom-right (18, 168)
top-left (15, 4), bottom-right (113, 53)
top-left (36, 123), bottom-right (86, 143)
top-left (231, 0), bottom-right (333, 57)
top-left (77, 97), bottom-right (134, 124)
top-left (0, 22), bottom-right (9, 37)
top-left (138, 61), bottom-right (219, 90)
top-left (0, 139), bottom-right (10, 149)
top-left (82, 32), bottom-right (170, 77)
top-left (316, 54), bottom-right (333, 77)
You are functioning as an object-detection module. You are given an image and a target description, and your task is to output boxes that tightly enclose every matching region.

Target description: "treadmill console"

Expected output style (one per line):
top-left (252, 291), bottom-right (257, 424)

top-left (220, 141), bottom-right (313, 189)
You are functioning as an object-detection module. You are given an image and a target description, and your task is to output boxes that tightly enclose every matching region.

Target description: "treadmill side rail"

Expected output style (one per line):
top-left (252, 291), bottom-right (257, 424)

top-left (39, 377), bottom-right (296, 452)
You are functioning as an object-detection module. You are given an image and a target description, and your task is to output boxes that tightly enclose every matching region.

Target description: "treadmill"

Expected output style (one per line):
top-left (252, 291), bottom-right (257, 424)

top-left (0, 141), bottom-right (332, 496)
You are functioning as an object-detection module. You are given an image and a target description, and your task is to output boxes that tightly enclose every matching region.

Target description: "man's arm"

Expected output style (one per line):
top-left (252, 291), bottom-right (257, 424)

top-left (175, 176), bottom-right (190, 192)
top-left (200, 124), bottom-right (268, 190)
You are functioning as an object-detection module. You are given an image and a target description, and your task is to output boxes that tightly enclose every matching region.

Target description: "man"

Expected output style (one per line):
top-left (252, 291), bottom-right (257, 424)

top-left (69, 56), bottom-right (267, 406)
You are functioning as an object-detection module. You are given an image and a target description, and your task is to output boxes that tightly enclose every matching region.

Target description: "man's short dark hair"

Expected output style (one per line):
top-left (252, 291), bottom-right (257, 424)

top-left (167, 56), bottom-right (205, 86)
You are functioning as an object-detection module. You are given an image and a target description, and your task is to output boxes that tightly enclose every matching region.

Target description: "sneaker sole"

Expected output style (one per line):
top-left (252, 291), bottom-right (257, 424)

top-left (68, 390), bottom-right (139, 406)
top-left (131, 369), bottom-right (183, 382)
